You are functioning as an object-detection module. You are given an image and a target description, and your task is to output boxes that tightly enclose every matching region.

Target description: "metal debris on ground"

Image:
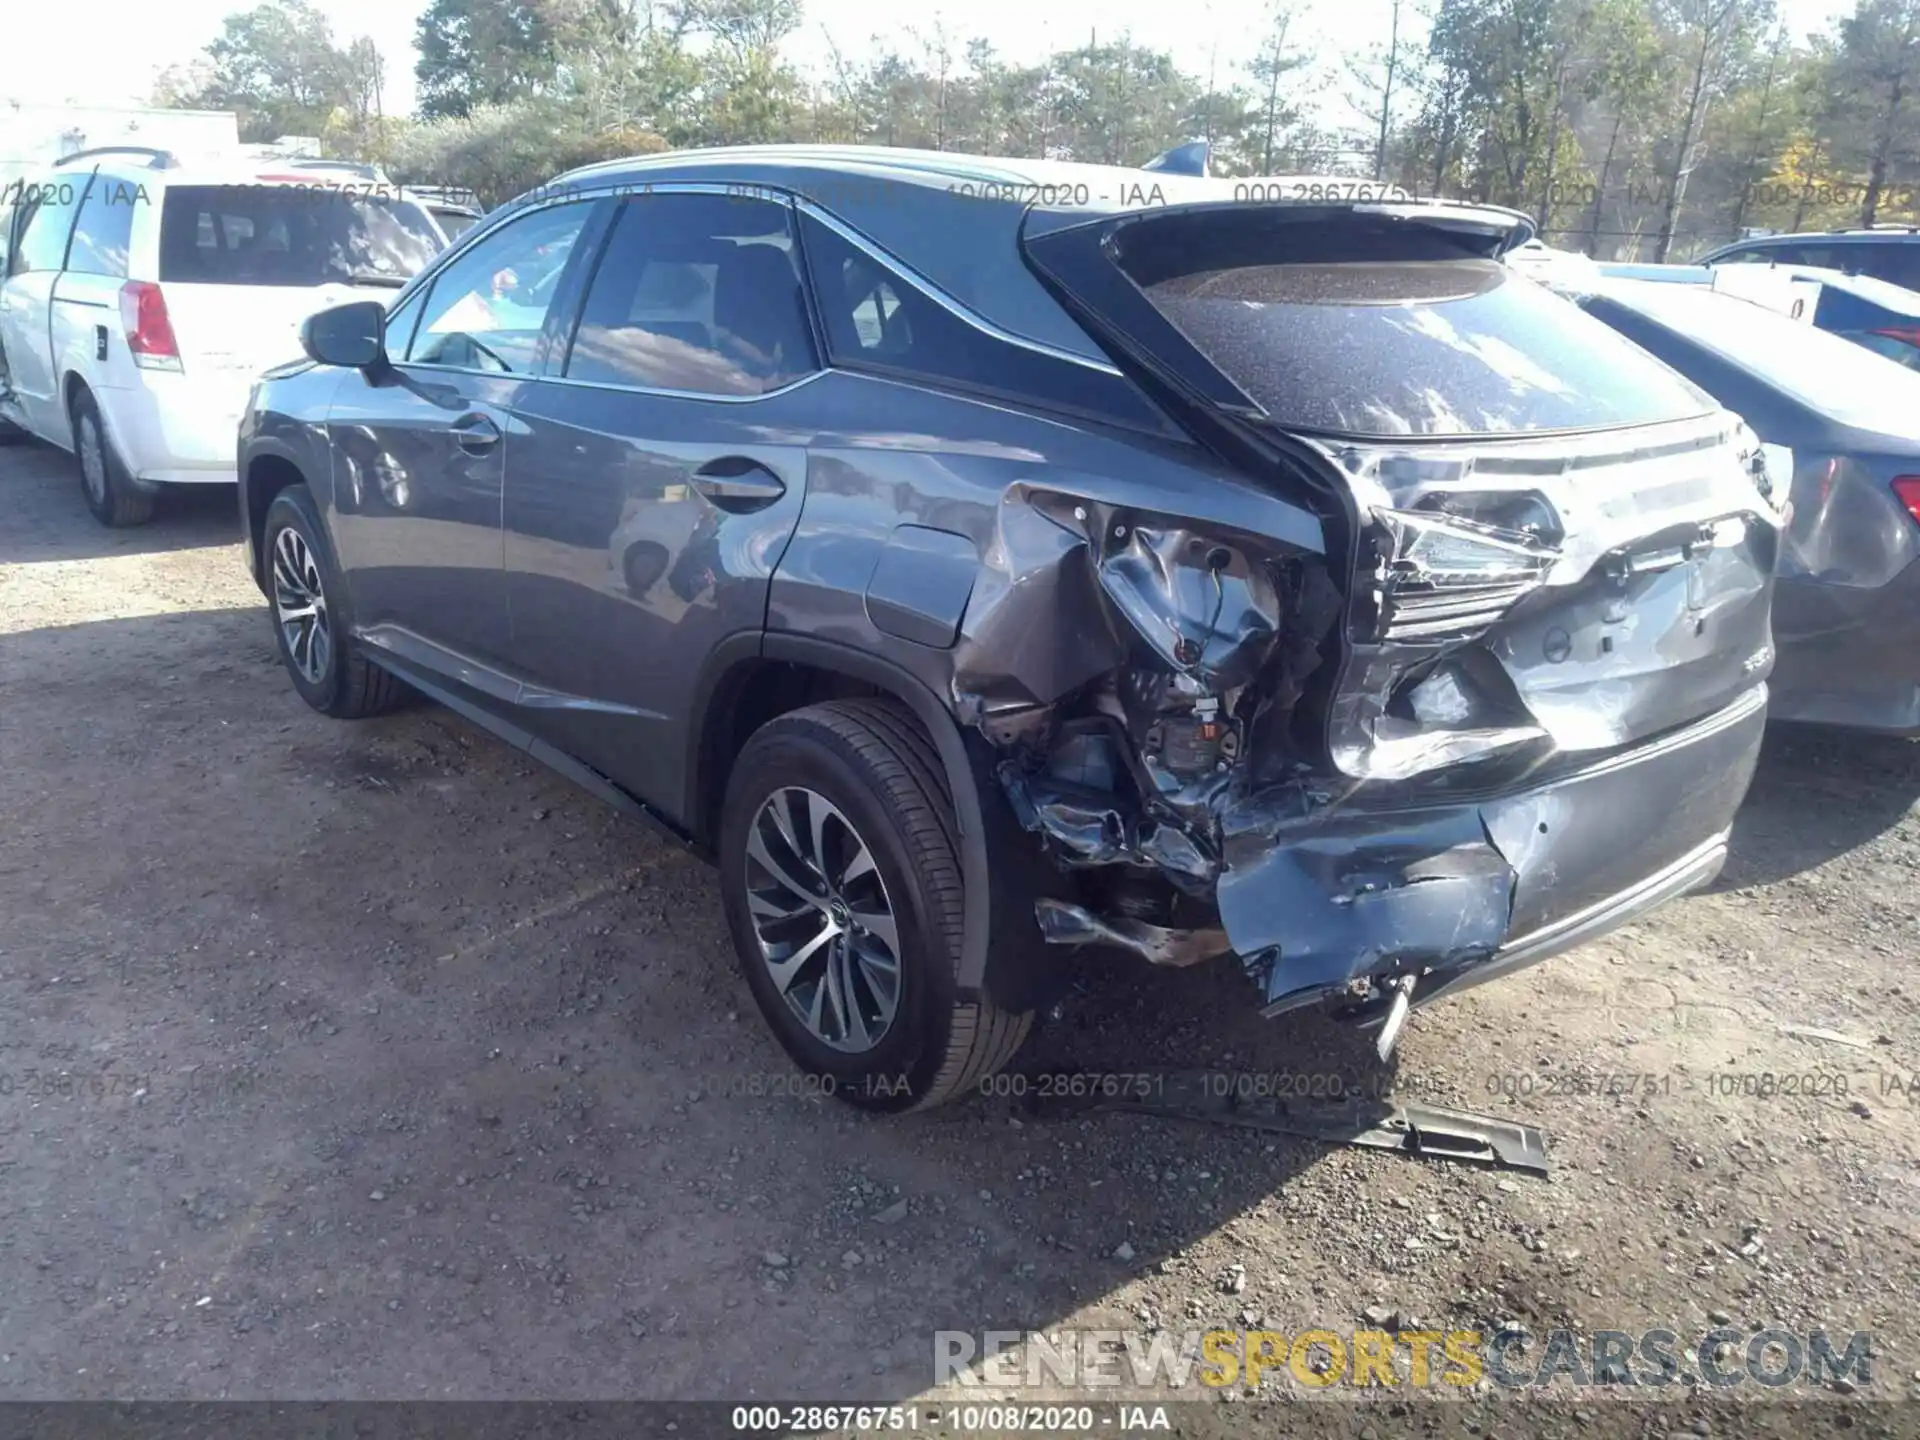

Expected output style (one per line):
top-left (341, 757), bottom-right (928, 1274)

top-left (1023, 1070), bottom-right (1549, 1175)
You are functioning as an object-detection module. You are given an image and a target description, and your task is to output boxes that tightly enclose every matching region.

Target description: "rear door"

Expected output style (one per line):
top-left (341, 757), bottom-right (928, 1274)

top-left (501, 189), bottom-right (818, 818)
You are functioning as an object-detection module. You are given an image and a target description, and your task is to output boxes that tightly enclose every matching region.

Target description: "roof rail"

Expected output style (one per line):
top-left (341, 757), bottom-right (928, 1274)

top-left (287, 157), bottom-right (386, 181)
top-left (54, 145), bottom-right (177, 170)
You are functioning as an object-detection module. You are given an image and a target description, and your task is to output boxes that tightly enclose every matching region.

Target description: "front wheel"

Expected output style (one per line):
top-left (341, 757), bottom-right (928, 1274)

top-left (718, 699), bottom-right (1032, 1111)
top-left (261, 484), bottom-right (409, 719)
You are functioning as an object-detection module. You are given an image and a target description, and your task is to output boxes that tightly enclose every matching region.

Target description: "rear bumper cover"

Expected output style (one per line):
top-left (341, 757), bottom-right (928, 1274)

top-left (1218, 683), bottom-right (1767, 1015)
top-left (1768, 563), bottom-right (1920, 734)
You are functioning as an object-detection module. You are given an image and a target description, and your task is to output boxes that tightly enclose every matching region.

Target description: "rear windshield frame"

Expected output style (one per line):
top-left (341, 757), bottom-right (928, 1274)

top-left (157, 184), bottom-right (442, 288)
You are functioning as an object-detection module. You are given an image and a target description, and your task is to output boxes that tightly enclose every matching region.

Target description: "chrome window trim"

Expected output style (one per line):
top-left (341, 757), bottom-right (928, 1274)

top-left (524, 368), bottom-right (826, 405)
top-left (386, 175), bottom-right (1124, 390)
top-left (793, 197), bottom-right (1124, 378)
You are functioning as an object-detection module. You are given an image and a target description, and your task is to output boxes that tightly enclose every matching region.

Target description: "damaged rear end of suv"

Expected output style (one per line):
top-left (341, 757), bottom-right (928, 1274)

top-left (985, 196), bottom-right (1779, 1050)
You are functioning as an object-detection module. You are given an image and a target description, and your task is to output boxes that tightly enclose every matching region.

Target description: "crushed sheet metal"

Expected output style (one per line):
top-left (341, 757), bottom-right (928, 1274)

top-left (1025, 1070), bottom-right (1549, 1175)
top-left (1033, 898), bottom-right (1232, 967)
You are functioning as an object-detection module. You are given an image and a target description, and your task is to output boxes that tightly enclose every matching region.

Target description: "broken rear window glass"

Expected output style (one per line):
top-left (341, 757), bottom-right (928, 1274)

top-left (1132, 254), bottom-right (1711, 439)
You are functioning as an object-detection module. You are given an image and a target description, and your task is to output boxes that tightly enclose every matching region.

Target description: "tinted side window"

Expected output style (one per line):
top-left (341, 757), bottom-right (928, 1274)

top-left (66, 172), bottom-right (137, 278)
top-left (564, 193), bottom-right (814, 397)
top-left (407, 202), bottom-right (592, 373)
top-left (798, 210), bottom-right (1169, 430)
top-left (10, 179), bottom-right (84, 274)
top-left (1851, 241), bottom-right (1920, 288)
top-left (1714, 246), bottom-right (1772, 264)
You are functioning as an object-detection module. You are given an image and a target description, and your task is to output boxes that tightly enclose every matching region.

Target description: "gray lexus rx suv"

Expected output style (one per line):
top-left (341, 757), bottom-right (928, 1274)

top-left (239, 145), bottom-right (1784, 1110)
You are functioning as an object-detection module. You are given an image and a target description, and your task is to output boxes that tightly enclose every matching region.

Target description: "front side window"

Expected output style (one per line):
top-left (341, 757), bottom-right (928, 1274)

top-left (407, 202), bottom-right (592, 373)
top-left (10, 178), bottom-right (84, 274)
top-left (563, 192), bottom-right (814, 397)
top-left (66, 171), bottom-right (137, 277)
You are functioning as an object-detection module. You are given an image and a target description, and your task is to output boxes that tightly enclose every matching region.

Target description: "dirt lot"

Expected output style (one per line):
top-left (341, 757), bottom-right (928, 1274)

top-left (2, 438), bottom-right (1918, 1430)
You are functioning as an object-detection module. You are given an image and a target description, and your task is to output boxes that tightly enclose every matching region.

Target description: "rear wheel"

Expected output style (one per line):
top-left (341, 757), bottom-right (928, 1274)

top-left (262, 484), bottom-right (408, 719)
top-left (71, 389), bottom-right (154, 527)
top-left (719, 699), bottom-right (1032, 1112)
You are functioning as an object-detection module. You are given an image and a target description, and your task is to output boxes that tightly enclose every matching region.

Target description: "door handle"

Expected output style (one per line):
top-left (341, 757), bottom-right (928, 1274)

top-left (691, 456), bottom-right (787, 513)
top-left (451, 413), bottom-right (501, 454)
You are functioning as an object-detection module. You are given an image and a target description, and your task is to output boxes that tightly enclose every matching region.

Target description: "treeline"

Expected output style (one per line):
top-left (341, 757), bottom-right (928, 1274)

top-left (152, 0), bottom-right (1920, 259)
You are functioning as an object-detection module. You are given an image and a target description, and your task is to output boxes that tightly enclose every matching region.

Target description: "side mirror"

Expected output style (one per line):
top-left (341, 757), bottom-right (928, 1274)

top-left (301, 300), bottom-right (387, 370)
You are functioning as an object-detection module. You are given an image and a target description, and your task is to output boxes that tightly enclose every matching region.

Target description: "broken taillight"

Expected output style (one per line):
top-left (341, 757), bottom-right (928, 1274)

top-left (1892, 476), bottom-right (1920, 526)
top-left (1373, 510), bottom-right (1556, 643)
top-left (119, 281), bottom-right (182, 373)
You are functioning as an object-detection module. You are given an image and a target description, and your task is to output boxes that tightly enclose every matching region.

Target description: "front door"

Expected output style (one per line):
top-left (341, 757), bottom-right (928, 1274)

top-left (502, 190), bottom-right (820, 819)
top-left (0, 178), bottom-right (83, 437)
top-left (325, 198), bottom-right (598, 677)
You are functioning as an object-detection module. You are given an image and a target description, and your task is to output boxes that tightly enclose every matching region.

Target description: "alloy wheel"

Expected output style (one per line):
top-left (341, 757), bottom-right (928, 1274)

top-left (743, 786), bottom-right (902, 1053)
top-left (271, 527), bottom-right (332, 685)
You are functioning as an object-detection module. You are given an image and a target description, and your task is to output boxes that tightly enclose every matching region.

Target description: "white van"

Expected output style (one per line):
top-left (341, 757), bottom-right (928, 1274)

top-left (0, 147), bottom-right (444, 524)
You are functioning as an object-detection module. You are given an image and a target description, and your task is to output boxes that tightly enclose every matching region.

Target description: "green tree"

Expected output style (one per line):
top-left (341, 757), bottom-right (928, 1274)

top-left (160, 0), bottom-right (377, 142)
top-left (1649, 0), bottom-right (1775, 260)
top-left (414, 0), bottom-right (562, 119)
top-left (1248, 1), bottom-right (1311, 172)
top-left (1825, 0), bottom-right (1920, 224)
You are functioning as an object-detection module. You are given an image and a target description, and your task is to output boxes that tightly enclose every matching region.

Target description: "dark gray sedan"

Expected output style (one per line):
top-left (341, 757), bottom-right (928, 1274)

top-left (1581, 279), bottom-right (1920, 733)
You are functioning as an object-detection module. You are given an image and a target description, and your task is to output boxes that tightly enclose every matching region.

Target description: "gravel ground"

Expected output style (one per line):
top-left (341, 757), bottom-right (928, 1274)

top-left (2, 438), bottom-right (1917, 1432)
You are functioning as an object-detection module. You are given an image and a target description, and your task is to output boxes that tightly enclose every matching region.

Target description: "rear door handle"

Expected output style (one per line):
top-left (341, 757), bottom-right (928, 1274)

top-left (691, 456), bottom-right (787, 513)
top-left (451, 413), bottom-right (501, 454)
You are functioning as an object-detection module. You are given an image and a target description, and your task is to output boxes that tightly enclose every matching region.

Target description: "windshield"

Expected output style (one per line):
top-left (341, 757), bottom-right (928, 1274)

top-left (1134, 255), bottom-right (1712, 437)
top-left (159, 185), bottom-right (442, 287)
top-left (1603, 280), bottom-right (1920, 433)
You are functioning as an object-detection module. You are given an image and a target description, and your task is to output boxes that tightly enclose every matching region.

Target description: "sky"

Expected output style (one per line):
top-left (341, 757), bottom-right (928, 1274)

top-left (3, 0), bottom-right (1853, 133)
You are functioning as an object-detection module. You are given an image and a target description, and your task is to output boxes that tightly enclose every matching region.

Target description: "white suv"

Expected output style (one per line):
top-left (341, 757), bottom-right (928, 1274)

top-left (0, 148), bottom-right (444, 525)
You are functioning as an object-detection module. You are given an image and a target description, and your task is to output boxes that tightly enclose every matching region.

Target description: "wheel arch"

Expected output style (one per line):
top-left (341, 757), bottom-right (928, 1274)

top-left (243, 448), bottom-right (315, 591)
top-left (689, 634), bottom-right (1055, 1011)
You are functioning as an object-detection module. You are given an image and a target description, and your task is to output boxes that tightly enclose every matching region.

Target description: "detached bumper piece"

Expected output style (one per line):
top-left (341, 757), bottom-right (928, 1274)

top-left (1027, 1070), bottom-right (1550, 1175)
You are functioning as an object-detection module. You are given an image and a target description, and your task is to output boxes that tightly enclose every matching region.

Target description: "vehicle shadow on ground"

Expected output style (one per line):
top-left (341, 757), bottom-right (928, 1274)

top-left (0, 443), bottom-right (240, 563)
top-left (1716, 722), bottom-right (1920, 890)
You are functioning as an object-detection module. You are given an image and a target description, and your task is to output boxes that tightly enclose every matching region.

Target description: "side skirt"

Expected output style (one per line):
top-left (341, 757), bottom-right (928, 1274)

top-left (363, 642), bottom-right (696, 853)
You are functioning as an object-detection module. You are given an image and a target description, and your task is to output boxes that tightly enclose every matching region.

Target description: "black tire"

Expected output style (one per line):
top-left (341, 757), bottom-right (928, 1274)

top-left (261, 484), bottom-right (409, 719)
top-left (719, 699), bottom-right (1032, 1112)
top-left (70, 388), bottom-right (154, 527)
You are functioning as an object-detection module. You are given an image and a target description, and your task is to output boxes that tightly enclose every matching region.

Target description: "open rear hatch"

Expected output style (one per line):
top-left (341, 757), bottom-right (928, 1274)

top-left (1013, 200), bottom-right (1782, 1008)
